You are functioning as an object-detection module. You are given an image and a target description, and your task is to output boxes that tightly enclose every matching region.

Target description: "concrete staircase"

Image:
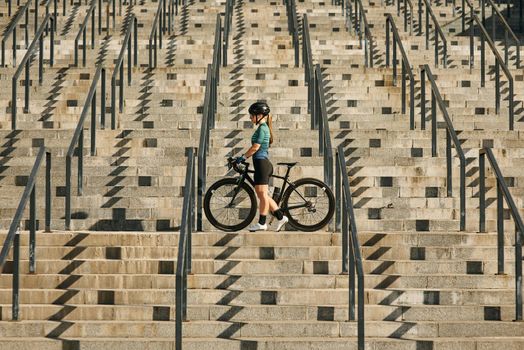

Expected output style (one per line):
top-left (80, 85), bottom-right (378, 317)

top-left (0, 0), bottom-right (524, 349)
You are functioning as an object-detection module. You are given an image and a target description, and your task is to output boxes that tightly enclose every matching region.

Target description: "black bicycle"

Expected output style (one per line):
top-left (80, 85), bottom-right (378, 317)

top-left (204, 157), bottom-right (335, 232)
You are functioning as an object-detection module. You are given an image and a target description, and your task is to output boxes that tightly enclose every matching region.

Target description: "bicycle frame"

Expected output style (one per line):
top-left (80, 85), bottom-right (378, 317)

top-left (228, 161), bottom-right (312, 211)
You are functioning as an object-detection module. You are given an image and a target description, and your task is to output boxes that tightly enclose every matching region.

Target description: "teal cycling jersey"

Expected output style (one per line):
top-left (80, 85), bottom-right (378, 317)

top-left (251, 123), bottom-right (270, 159)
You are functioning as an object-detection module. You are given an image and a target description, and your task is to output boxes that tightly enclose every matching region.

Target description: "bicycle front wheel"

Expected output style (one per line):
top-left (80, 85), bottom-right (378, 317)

top-left (281, 178), bottom-right (335, 232)
top-left (204, 177), bottom-right (257, 232)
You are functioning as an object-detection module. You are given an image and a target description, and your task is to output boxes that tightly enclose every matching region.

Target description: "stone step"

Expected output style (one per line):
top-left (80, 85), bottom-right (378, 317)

top-left (0, 303), bottom-right (516, 322)
top-left (1, 258), bottom-right (518, 276)
top-left (0, 287), bottom-right (516, 306)
top-left (1, 244), bottom-right (519, 261)
top-left (1, 317), bottom-right (524, 339)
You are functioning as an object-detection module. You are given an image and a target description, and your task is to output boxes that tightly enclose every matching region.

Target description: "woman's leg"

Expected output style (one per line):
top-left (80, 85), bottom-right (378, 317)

top-left (255, 185), bottom-right (270, 215)
top-left (256, 185), bottom-right (282, 217)
top-left (267, 196), bottom-right (279, 212)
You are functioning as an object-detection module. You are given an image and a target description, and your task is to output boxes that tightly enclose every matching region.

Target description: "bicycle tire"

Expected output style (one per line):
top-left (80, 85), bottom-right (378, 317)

top-left (281, 177), bottom-right (335, 232)
top-left (204, 177), bottom-right (257, 232)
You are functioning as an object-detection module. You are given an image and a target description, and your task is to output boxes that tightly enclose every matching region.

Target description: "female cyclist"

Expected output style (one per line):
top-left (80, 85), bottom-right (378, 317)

top-left (235, 102), bottom-right (288, 232)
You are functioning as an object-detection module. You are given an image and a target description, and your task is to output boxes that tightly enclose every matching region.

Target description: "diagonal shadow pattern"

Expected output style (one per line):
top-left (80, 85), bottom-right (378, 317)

top-left (45, 233), bottom-right (90, 341)
top-left (60, 2), bottom-right (81, 37)
top-left (39, 67), bottom-right (69, 123)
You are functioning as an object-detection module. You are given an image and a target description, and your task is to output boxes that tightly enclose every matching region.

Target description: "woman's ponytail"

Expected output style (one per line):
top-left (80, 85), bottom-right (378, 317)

top-left (267, 115), bottom-right (274, 145)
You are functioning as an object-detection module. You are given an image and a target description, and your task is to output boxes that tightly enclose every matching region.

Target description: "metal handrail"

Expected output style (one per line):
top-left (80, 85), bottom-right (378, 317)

top-left (419, 0), bottom-right (448, 68)
top-left (385, 15), bottom-right (416, 129)
top-left (65, 65), bottom-right (106, 230)
top-left (110, 14), bottom-right (138, 129)
top-left (196, 13), bottom-right (221, 231)
top-left (397, 0), bottom-right (414, 34)
top-left (223, 0), bottom-right (234, 66)
top-left (285, 0), bottom-right (299, 67)
top-left (478, 147), bottom-right (524, 321)
top-left (482, 0), bottom-right (521, 68)
top-left (314, 64), bottom-right (334, 199)
top-left (420, 64), bottom-right (466, 231)
top-left (1, 0), bottom-right (34, 67)
top-left (465, 7), bottom-right (515, 130)
top-left (175, 147), bottom-right (196, 350)
top-left (106, 0), bottom-right (117, 29)
top-left (302, 14), bottom-right (315, 119)
top-left (42, 0), bottom-right (58, 32)
top-left (74, 0), bottom-right (100, 67)
top-left (0, 146), bottom-right (51, 320)
top-left (345, 0), bottom-right (375, 67)
top-left (11, 13), bottom-right (55, 130)
top-left (100, 0), bottom-right (136, 26)
top-left (211, 13), bottom-right (221, 112)
top-left (149, 0), bottom-right (167, 68)
top-left (335, 144), bottom-right (365, 350)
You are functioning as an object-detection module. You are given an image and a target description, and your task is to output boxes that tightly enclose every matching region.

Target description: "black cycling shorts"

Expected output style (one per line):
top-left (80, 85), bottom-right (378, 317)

top-left (253, 158), bottom-right (273, 185)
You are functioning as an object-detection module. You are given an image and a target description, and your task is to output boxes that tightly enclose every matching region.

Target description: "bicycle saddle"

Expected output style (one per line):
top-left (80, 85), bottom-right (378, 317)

top-left (277, 162), bottom-right (298, 168)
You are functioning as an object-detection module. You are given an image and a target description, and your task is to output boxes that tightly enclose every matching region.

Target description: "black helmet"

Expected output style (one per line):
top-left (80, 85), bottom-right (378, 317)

top-left (248, 102), bottom-right (270, 116)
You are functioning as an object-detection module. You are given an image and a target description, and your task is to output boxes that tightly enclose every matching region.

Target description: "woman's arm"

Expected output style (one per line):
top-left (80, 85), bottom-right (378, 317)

top-left (243, 143), bottom-right (260, 158)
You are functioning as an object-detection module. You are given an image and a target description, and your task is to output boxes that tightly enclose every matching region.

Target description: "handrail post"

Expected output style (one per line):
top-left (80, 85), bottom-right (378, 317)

top-left (29, 186), bottom-right (36, 274)
top-left (75, 39), bottom-right (79, 67)
top-left (495, 60), bottom-right (500, 114)
top-left (385, 19), bottom-right (390, 67)
top-left (504, 31), bottom-right (508, 66)
top-left (111, 74), bottom-right (116, 129)
top-left (479, 151), bottom-right (486, 233)
top-left (342, 186), bottom-right (349, 274)
top-left (431, 90), bottom-right (436, 157)
top-left (469, 17), bottom-right (474, 69)
top-left (83, 28), bottom-right (87, 67)
top-left (13, 227), bottom-right (20, 321)
top-left (66, 156), bottom-right (71, 230)
top-left (357, 272), bottom-right (365, 350)
top-left (24, 61), bottom-right (29, 114)
top-left (12, 74), bottom-right (17, 129)
top-left (348, 197), bottom-right (355, 321)
top-left (45, 152), bottom-right (51, 232)
top-left (99, 0), bottom-right (102, 34)
top-left (24, 6), bottom-right (27, 51)
top-left (39, 37), bottom-right (43, 85)
top-left (119, 63), bottom-right (124, 112)
top-left (418, 0), bottom-right (422, 35)
top-left (78, 129), bottom-right (84, 196)
top-left (92, 6), bottom-right (95, 49)
top-left (50, 17), bottom-right (54, 66)
top-left (446, 131), bottom-right (452, 197)
top-left (134, 18), bottom-right (138, 67)
top-left (149, 36), bottom-right (153, 69)
top-left (101, 68), bottom-right (106, 129)
top-left (410, 76), bottom-right (414, 130)
top-left (91, 90), bottom-right (97, 156)
top-left (425, 5), bottom-right (429, 50)
top-left (435, 28), bottom-right (439, 67)
top-left (335, 152), bottom-right (342, 233)
top-left (392, 38), bottom-right (397, 85)
top-left (497, 181), bottom-right (504, 275)
top-left (480, 35), bottom-right (485, 87)
top-left (34, 0), bottom-right (38, 35)
top-left (128, 37), bottom-right (132, 85)
top-left (516, 225), bottom-right (523, 320)
top-left (420, 68), bottom-right (426, 130)
top-left (401, 63), bottom-right (406, 115)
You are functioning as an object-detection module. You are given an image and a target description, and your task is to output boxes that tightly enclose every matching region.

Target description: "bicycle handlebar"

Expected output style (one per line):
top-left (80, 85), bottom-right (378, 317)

top-left (227, 156), bottom-right (248, 173)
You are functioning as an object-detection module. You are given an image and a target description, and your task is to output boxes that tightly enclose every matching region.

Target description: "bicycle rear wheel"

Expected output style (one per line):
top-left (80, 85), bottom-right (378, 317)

top-left (281, 178), bottom-right (335, 232)
top-left (204, 178), bottom-right (257, 232)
